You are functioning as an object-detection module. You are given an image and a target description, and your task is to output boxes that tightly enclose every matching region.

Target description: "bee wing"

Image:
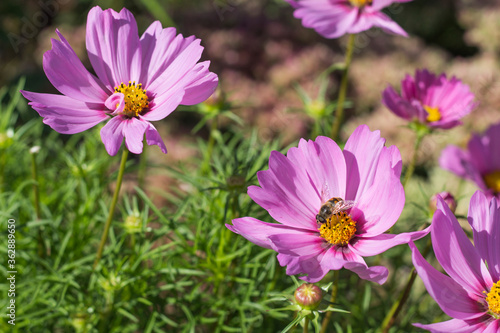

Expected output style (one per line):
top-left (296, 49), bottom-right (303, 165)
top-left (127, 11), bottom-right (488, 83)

top-left (320, 183), bottom-right (330, 203)
top-left (332, 200), bottom-right (356, 214)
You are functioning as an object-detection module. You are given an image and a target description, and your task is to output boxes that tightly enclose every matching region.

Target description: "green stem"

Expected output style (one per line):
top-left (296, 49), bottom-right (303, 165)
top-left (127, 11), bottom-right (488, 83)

top-left (31, 152), bottom-right (41, 220)
top-left (331, 34), bottom-right (356, 141)
top-left (380, 238), bottom-right (432, 333)
top-left (312, 119), bottom-right (322, 139)
top-left (303, 316), bottom-right (309, 333)
top-left (202, 116), bottom-right (218, 173)
top-left (402, 131), bottom-right (425, 188)
top-left (320, 270), bottom-right (340, 333)
top-left (31, 150), bottom-right (45, 257)
top-left (138, 140), bottom-right (147, 189)
top-left (93, 148), bottom-right (129, 270)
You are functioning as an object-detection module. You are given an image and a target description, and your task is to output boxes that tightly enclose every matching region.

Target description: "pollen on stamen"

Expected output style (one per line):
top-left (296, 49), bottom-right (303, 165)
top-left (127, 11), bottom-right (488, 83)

top-left (349, 0), bottom-right (372, 7)
top-left (486, 280), bottom-right (500, 317)
top-left (484, 171), bottom-right (500, 193)
top-left (424, 105), bottom-right (441, 122)
top-left (319, 211), bottom-right (357, 246)
top-left (114, 81), bottom-right (149, 117)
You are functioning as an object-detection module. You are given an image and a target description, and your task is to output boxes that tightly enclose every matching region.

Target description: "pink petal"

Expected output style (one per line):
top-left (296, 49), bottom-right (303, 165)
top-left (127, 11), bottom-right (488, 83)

top-left (141, 86), bottom-right (185, 122)
top-left (470, 123), bottom-right (500, 172)
top-left (247, 151), bottom-right (319, 230)
top-left (344, 261), bottom-right (388, 285)
top-left (339, 248), bottom-right (388, 284)
top-left (281, 246), bottom-right (352, 283)
top-left (104, 92), bottom-right (125, 115)
top-left (439, 145), bottom-right (487, 192)
top-left (180, 61), bottom-right (219, 105)
top-left (146, 38), bottom-right (204, 95)
top-left (286, 136), bottom-right (347, 203)
top-left (293, 2), bottom-right (359, 39)
top-left (483, 320), bottom-right (500, 333)
top-left (363, 12), bottom-right (408, 37)
top-left (468, 191), bottom-right (500, 280)
top-left (86, 7), bottom-right (142, 90)
top-left (139, 23), bottom-right (186, 87)
top-left (227, 217), bottom-right (314, 250)
top-left (432, 197), bottom-right (493, 296)
top-left (343, 125), bottom-right (387, 200)
top-left (382, 85), bottom-right (415, 120)
top-left (350, 145), bottom-right (404, 236)
top-left (351, 226), bottom-right (430, 257)
top-left (21, 91), bottom-right (108, 134)
top-left (413, 317), bottom-right (490, 333)
top-left (369, 0), bottom-right (412, 12)
top-left (281, 250), bottom-right (330, 283)
top-left (268, 233), bottom-right (325, 257)
top-left (144, 123), bottom-right (167, 154)
top-left (100, 116), bottom-right (125, 156)
top-left (43, 30), bottom-right (109, 103)
top-left (410, 242), bottom-right (485, 320)
top-left (122, 117), bottom-right (149, 154)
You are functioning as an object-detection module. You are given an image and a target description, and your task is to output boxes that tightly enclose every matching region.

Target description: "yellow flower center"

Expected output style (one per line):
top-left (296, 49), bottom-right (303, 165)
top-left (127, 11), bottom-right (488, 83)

top-left (349, 0), bottom-right (372, 7)
top-left (424, 105), bottom-right (441, 122)
top-left (318, 211), bottom-right (357, 246)
top-left (114, 81), bottom-right (149, 117)
top-left (484, 171), bottom-right (500, 193)
top-left (486, 280), bottom-right (500, 317)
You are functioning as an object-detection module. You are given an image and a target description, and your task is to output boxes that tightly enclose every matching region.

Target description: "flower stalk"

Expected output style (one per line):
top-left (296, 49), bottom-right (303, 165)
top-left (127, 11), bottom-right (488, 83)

top-left (303, 316), bottom-right (310, 333)
top-left (138, 140), bottom-right (147, 189)
top-left (331, 34), bottom-right (356, 141)
top-left (320, 270), bottom-right (339, 333)
top-left (30, 146), bottom-right (45, 257)
top-left (93, 148), bottom-right (129, 270)
top-left (380, 238), bottom-right (432, 333)
top-left (202, 116), bottom-right (218, 173)
top-left (402, 124), bottom-right (428, 187)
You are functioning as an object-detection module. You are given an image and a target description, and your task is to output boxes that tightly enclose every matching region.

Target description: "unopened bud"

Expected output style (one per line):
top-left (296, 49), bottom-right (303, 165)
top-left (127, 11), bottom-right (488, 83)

top-left (124, 214), bottom-right (142, 233)
top-left (305, 100), bottom-right (326, 119)
top-left (430, 191), bottom-right (457, 214)
top-left (294, 283), bottom-right (323, 310)
top-left (199, 87), bottom-right (225, 115)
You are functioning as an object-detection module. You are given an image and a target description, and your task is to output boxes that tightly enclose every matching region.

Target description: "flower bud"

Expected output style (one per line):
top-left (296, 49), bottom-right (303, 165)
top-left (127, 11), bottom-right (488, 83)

top-left (124, 213), bottom-right (142, 233)
top-left (305, 99), bottom-right (327, 119)
top-left (430, 191), bottom-right (457, 214)
top-left (294, 283), bottom-right (323, 310)
top-left (198, 87), bottom-right (226, 115)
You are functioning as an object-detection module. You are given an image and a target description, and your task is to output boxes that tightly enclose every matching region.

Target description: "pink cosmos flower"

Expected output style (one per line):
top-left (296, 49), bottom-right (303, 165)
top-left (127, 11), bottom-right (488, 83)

top-left (226, 125), bottom-right (430, 283)
top-left (440, 123), bottom-right (500, 200)
top-left (284, 0), bottom-right (411, 39)
top-left (21, 6), bottom-right (218, 155)
top-left (382, 69), bottom-right (476, 129)
top-left (410, 191), bottom-right (500, 332)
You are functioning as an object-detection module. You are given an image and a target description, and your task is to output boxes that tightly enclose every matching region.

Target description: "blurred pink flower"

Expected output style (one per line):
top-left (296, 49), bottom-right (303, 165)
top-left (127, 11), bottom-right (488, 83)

top-left (440, 123), bottom-right (500, 200)
top-left (382, 69), bottom-right (476, 129)
top-left (227, 125), bottom-right (429, 283)
top-left (429, 191), bottom-right (457, 214)
top-left (21, 6), bottom-right (218, 155)
top-left (410, 191), bottom-right (500, 332)
top-left (285, 0), bottom-right (411, 39)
